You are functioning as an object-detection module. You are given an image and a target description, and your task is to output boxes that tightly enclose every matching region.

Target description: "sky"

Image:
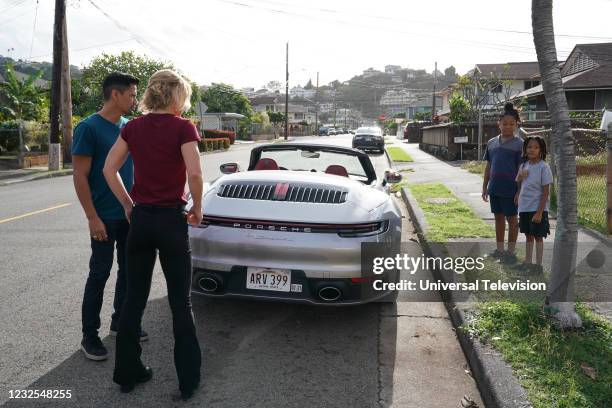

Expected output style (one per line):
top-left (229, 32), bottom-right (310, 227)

top-left (2, 0), bottom-right (612, 89)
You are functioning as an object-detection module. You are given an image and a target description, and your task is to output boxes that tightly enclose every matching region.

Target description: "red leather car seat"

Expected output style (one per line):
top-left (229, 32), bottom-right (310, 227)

top-left (254, 158), bottom-right (279, 170)
top-left (325, 165), bottom-right (349, 177)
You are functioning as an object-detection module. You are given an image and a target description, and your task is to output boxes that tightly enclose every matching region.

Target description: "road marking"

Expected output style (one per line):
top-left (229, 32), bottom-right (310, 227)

top-left (0, 203), bottom-right (72, 224)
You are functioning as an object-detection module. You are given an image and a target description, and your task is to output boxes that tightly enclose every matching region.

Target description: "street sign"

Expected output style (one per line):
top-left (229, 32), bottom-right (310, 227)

top-left (195, 102), bottom-right (208, 117)
top-left (454, 136), bottom-right (468, 143)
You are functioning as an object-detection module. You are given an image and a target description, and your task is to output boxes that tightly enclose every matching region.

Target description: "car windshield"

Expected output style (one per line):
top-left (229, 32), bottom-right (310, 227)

top-left (259, 149), bottom-right (368, 179)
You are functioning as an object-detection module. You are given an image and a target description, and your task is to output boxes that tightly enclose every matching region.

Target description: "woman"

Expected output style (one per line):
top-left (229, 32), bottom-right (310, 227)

top-left (103, 69), bottom-right (203, 400)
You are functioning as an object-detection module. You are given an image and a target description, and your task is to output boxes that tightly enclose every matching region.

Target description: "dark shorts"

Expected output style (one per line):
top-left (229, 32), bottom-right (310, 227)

top-left (519, 211), bottom-right (550, 237)
top-left (490, 195), bottom-right (518, 217)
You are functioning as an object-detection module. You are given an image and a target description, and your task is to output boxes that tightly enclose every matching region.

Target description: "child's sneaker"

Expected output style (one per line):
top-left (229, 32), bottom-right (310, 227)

top-left (488, 249), bottom-right (504, 259)
top-left (530, 264), bottom-right (544, 274)
top-left (499, 252), bottom-right (518, 265)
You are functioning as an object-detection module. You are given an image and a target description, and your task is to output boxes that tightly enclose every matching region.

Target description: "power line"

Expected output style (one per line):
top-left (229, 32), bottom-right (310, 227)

top-left (239, 0), bottom-right (612, 41)
top-left (0, 0), bottom-right (28, 14)
top-left (0, 5), bottom-right (34, 26)
top-left (28, 37), bottom-right (136, 60)
top-left (28, 0), bottom-right (39, 60)
top-left (85, 0), bottom-right (168, 58)
top-left (211, 0), bottom-right (573, 56)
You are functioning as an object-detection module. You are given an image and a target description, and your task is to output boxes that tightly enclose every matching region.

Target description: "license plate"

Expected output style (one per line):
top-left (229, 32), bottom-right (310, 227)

top-left (246, 267), bottom-right (291, 292)
top-left (364, 137), bottom-right (373, 141)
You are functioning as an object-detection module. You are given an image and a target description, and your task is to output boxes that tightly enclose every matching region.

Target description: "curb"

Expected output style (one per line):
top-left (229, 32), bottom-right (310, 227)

top-left (400, 187), bottom-right (532, 408)
top-left (0, 169), bottom-right (73, 186)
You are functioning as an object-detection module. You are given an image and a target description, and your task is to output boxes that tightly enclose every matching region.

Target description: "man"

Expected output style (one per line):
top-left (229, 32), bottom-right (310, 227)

top-left (72, 72), bottom-right (147, 361)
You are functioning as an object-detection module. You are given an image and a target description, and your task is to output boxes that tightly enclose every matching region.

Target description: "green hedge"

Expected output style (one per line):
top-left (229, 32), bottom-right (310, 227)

top-left (199, 137), bottom-right (230, 152)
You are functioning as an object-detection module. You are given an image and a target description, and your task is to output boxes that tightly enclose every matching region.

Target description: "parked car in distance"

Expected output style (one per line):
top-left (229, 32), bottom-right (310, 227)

top-left (318, 127), bottom-right (330, 136)
top-left (352, 126), bottom-right (384, 153)
top-left (328, 128), bottom-right (337, 135)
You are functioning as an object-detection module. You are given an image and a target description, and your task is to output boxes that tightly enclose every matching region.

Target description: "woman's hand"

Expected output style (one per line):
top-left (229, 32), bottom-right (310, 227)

top-left (123, 203), bottom-right (133, 223)
top-left (514, 192), bottom-right (520, 205)
top-left (186, 207), bottom-right (203, 226)
top-left (517, 168), bottom-right (529, 182)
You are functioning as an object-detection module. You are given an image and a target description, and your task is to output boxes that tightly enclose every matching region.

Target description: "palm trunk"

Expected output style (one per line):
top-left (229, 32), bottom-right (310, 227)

top-left (532, 0), bottom-right (581, 329)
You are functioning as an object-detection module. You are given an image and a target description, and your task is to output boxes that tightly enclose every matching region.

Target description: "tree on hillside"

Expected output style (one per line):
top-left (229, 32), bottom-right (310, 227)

top-left (444, 66), bottom-right (457, 79)
top-left (0, 62), bottom-right (47, 122)
top-left (304, 79), bottom-right (314, 90)
top-left (532, 0), bottom-right (581, 329)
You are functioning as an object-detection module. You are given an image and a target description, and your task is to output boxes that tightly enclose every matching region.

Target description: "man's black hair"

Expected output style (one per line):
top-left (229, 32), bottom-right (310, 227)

top-left (522, 135), bottom-right (548, 161)
top-left (102, 72), bottom-right (139, 100)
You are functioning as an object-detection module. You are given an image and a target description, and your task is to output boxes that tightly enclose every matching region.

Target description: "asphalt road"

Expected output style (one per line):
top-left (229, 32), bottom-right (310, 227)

top-left (0, 134), bottom-right (483, 407)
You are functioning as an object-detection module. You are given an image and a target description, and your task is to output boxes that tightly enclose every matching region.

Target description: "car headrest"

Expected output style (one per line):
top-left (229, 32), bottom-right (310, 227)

top-left (325, 165), bottom-right (349, 177)
top-left (254, 158), bottom-right (279, 170)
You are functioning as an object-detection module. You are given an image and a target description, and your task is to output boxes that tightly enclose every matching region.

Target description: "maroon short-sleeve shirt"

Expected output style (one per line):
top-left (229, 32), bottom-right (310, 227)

top-left (120, 113), bottom-right (201, 206)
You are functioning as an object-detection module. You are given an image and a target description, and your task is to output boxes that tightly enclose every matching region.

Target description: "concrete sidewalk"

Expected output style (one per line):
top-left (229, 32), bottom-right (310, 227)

top-left (0, 166), bottom-right (73, 186)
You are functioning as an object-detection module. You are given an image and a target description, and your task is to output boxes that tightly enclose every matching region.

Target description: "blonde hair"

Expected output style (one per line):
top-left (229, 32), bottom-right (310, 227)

top-left (139, 69), bottom-right (192, 113)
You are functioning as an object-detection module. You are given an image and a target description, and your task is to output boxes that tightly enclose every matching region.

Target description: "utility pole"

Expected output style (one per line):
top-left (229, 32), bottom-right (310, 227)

top-left (314, 71), bottom-right (319, 135)
top-left (333, 91), bottom-right (337, 128)
top-left (432, 61), bottom-right (437, 121)
top-left (48, 0), bottom-right (65, 171)
top-left (284, 42), bottom-right (289, 140)
top-left (61, 16), bottom-right (72, 164)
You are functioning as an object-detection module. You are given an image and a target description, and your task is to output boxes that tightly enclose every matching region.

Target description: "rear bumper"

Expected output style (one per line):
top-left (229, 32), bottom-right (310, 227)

top-left (353, 141), bottom-right (384, 151)
top-left (191, 267), bottom-right (398, 305)
top-left (188, 223), bottom-right (400, 304)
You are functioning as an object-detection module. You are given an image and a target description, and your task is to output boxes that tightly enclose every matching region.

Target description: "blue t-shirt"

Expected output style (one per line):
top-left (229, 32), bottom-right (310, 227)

top-left (71, 113), bottom-right (134, 221)
top-left (484, 135), bottom-right (523, 198)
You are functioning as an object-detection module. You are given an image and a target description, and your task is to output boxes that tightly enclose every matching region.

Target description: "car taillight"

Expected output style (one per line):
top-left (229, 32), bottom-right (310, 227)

top-left (337, 220), bottom-right (388, 237)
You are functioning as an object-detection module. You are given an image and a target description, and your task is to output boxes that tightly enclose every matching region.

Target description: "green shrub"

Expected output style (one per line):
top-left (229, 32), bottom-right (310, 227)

top-left (198, 137), bottom-right (230, 152)
top-left (202, 129), bottom-right (236, 144)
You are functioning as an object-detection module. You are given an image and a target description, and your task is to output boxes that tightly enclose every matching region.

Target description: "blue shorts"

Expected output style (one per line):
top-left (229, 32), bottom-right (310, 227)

top-left (490, 195), bottom-right (518, 217)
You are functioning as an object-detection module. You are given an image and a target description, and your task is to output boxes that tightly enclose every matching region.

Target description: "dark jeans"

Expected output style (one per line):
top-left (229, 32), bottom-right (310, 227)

top-left (82, 218), bottom-right (129, 339)
top-left (113, 206), bottom-right (201, 392)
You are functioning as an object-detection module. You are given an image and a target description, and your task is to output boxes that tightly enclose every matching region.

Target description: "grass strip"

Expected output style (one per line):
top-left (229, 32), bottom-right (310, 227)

top-left (386, 146), bottom-right (413, 162)
top-left (464, 301), bottom-right (612, 408)
top-left (408, 183), bottom-right (494, 241)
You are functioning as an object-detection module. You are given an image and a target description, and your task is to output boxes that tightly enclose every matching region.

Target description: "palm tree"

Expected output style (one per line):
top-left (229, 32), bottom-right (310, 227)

top-left (531, 0), bottom-right (581, 329)
top-left (0, 62), bottom-right (44, 121)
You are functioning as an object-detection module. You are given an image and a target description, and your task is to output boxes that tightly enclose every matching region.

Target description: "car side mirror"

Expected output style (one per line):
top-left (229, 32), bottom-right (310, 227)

top-left (220, 163), bottom-right (239, 174)
top-left (383, 170), bottom-right (402, 184)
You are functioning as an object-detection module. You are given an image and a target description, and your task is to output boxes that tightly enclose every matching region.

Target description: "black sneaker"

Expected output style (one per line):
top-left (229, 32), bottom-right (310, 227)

top-left (109, 328), bottom-right (149, 342)
top-left (489, 249), bottom-right (504, 259)
top-left (81, 336), bottom-right (108, 361)
top-left (499, 252), bottom-right (518, 265)
top-left (120, 366), bottom-right (153, 393)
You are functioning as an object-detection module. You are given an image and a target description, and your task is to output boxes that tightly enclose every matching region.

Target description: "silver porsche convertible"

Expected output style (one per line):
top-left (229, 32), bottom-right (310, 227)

top-left (188, 143), bottom-right (402, 305)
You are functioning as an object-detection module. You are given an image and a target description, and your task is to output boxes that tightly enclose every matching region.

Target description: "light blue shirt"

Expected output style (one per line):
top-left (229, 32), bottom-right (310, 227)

top-left (517, 160), bottom-right (553, 213)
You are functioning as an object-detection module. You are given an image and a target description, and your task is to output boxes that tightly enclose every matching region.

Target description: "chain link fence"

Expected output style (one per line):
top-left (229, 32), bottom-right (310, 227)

top-left (525, 128), bottom-right (609, 234)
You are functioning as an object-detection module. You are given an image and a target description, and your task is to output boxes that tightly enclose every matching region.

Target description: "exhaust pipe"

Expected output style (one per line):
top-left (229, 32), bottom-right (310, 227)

top-left (318, 286), bottom-right (342, 302)
top-left (198, 276), bottom-right (220, 293)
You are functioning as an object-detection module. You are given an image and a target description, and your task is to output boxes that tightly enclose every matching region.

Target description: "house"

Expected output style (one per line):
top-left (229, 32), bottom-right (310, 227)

top-left (249, 95), bottom-right (315, 124)
top-left (468, 61), bottom-right (541, 108)
top-left (290, 86), bottom-right (316, 99)
top-left (363, 68), bottom-right (383, 78)
top-left (385, 65), bottom-right (402, 75)
top-left (515, 42), bottom-right (612, 114)
top-left (380, 90), bottom-right (416, 116)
